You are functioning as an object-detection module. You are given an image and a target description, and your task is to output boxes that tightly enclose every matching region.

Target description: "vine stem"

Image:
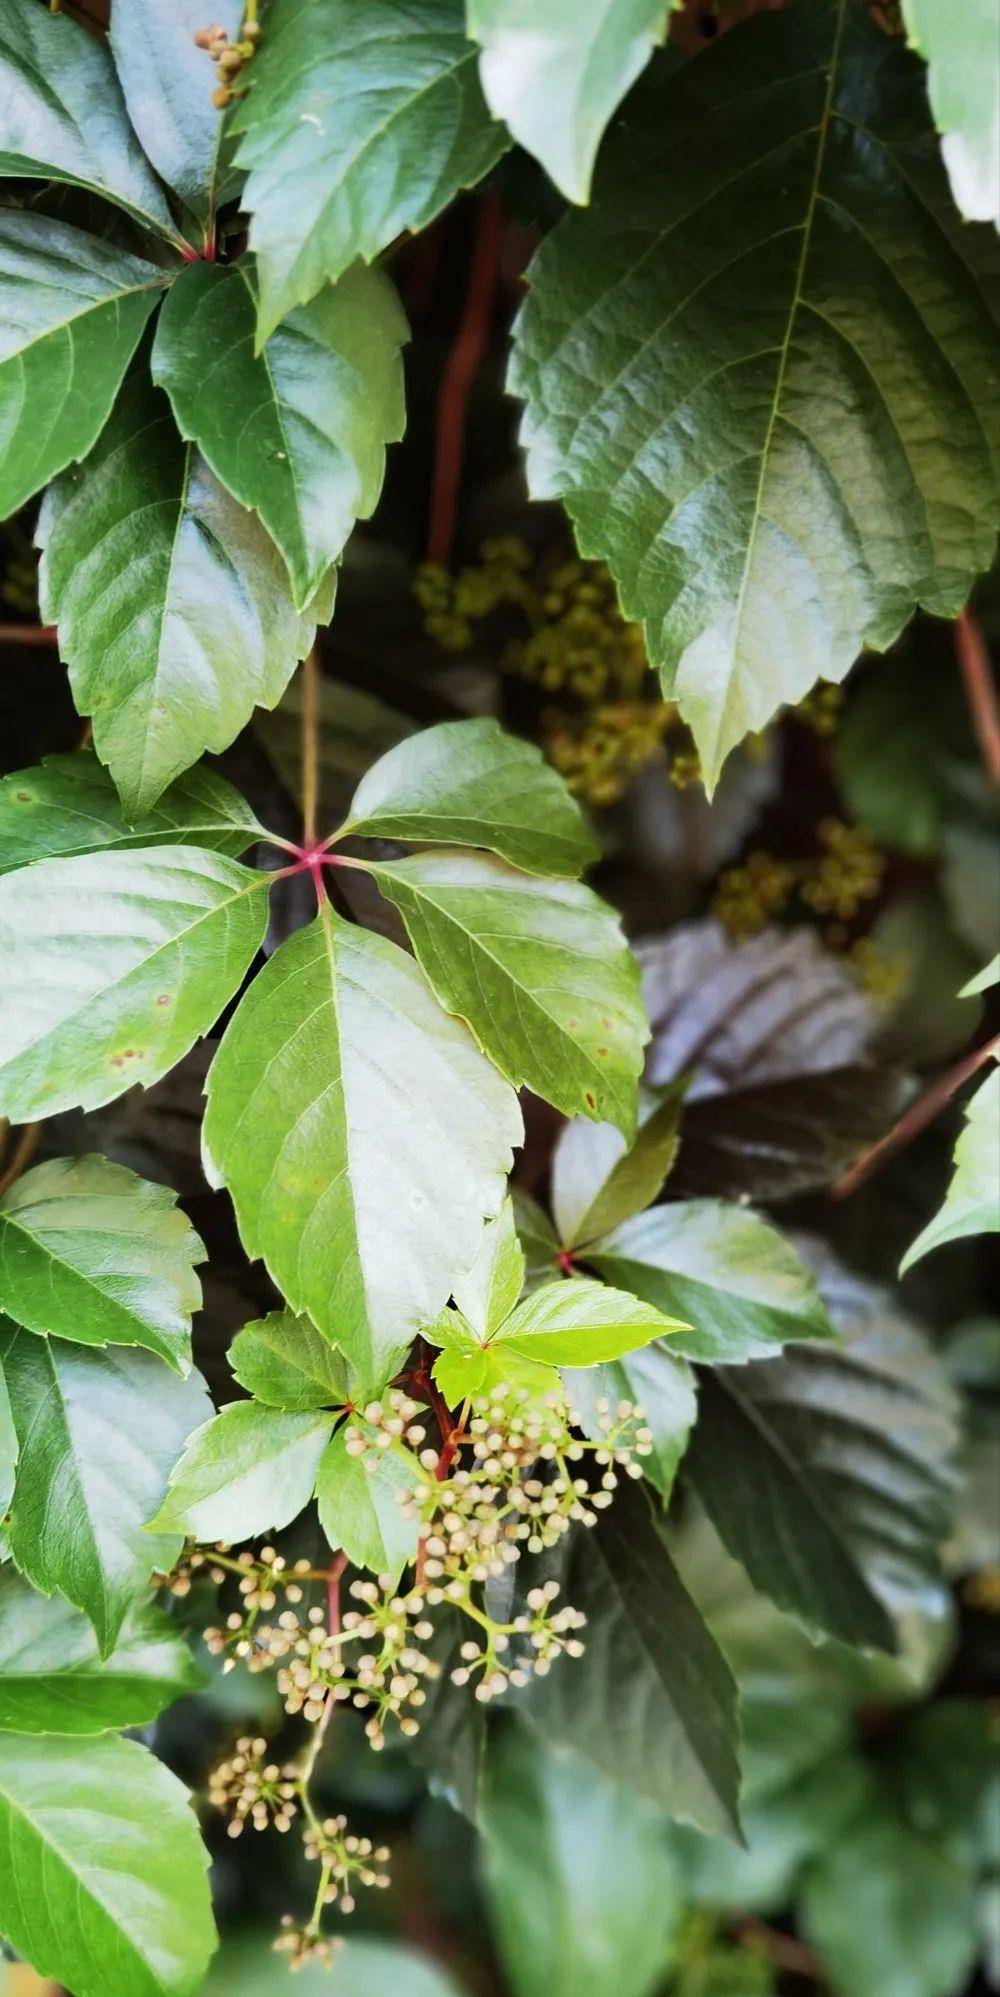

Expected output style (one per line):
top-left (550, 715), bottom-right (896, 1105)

top-left (300, 647), bottom-right (321, 847)
top-left (426, 189), bottom-right (503, 564)
top-left (832, 1031), bottom-right (1000, 1200)
top-left (955, 609), bottom-right (1000, 786)
top-left (0, 1123), bottom-right (40, 1200)
top-left (0, 623), bottom-right (57, 646)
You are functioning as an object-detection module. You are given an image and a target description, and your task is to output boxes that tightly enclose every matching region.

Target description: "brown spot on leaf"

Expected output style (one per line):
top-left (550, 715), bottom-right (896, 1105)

top-left (584, 1091), bottom-right (596, 1109)
top-left (156, 994), bottom-right (172, 1006)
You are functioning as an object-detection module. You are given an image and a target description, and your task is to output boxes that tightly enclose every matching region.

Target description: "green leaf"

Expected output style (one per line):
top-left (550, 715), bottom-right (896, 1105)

top-left (315, 1425), bottom-right (419, 1576)
top-left (587, 1201), bottom-right (833, 1363)
top-left (509, 1), bottom-right (999, 789)
top-left (0, 211), bottom-right (166, 517)
top-left (836, 653), bottom-right (973, 858)
top-left (0, 1570), bottom-right (203, 1734)
top-left (430, 1309), bottom-right (557, 1407)
top-left (1, 1322), bottom-right (211, 1653)
top-left (370, 850), bottom-right (647, 1135)
top-left (451, 1200), bottom-right (525, 1338)
top-left (342, 717), bottom-right (598, 876)
top-left (230, 0), bottom-right (507, 340)
top-left (671, 1065), bottom-right (912, 1205)
top-left (108, 0), bottom-right (243, 231)
top-left (0, 1731), bottom-right (216, 1997)
top-left (480, 1718), bottom-right (681, 1997)
top-left (684, 1310), bottom-right (960, 1652)
top-left (523, 1482), bottom-right (741, 1837)
top-left (901, 1063), bottom-right (1000, 1271)
top-left (38, 367), bottom-right (333, 818)
top-left (551, 1080), bottom-right (686, 1249)
top-left (962, 954), bottom-right (1000, 996)
top-left (565, 1341), bottom-right (697, 1502)
top-left (468, 0), bottom-right (672, 202)
top-left (147, 1401), bottom-right (334, 1542)
top-left (0, 845), bottom-right (270, 1122)
top-left (0, 753), bottom-right (265, 875)
top-left (204, 1933), bottom-right (465, 1997)
top-left (492, 1274), bottom-right (685, 1367)
top-left (202, 903), bottom-right (522, 1394)
top-left (153, 258), bottom-right (408, 609)
top-left (0, 0), bottom-right (178, 241)
top-left (229, 1309), bottom-right (351, 1411)
top-left (902, 0), bottom-right (999, 227)
top-left (0, 1353), bottom-right (15, 1519)
top-left (513, 1187), bottom-right (561, 1283)
top-left (0, 1155), bottom-right (202, 1373)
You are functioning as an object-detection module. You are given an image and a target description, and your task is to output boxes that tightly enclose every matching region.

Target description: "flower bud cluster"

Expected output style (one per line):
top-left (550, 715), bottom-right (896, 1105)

top-left (302, 1814), bottom-right (391, 1913)
top-left (201, 1547), bottom-right (316, 1670)
top-left (273, 1919), bottom-right (342, 1971)
top-left (207, 1736), bottom-right (299, 1838)
top-left (193, 13), bottom-right (260, 108)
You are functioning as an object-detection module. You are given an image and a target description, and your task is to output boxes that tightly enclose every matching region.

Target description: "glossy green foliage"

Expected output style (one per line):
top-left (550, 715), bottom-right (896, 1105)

top-left (316, 1425), bottom-right (420, 1576)
top-left (153, 258), bottom-right (408, 607)
top-left (903, 0), bottom-right (1000, 226)
top-left (371, 850), bottom-right (647, 1133)
top-left (0, 1732), bottom-right (216, 1997)
top-left (0, 1155), bottom-right (203, 1371)
top-left (147, 1400), bottom-right (335, 1542)
top-left (203, 902), bottom-right (522, 1392)
top-left (0, 1321), bottom-right (211, 1652)
top-left (567, 1341), bottom-right (697, 1502)
top-left (510, 0), bottom-right (999, 787)
top-left (0, 211), bottom-right (166, 518)
top-left (229, 1308), bottom-right (352, 1410)
top-left (468, 0), bottom-right (673, 201)
top-left (108, 0), bottom-right (243, 231)
top-left (0, 0), bottom-right (176, 239)
top-left (231, 0), bottom-right (507, 338)
top-left (0, 845), bottom-right (270, 1121)
top-left (342, 717), bottom-right (598, 875)
top-left (39, 370), bottom-right (331, 816)
top-left (0, 1571), bottom-right (203, 1735)
top-left (901, 1062), bottom-right (1000, 1270)
top-left (0, 755), bottom-right (264, 874)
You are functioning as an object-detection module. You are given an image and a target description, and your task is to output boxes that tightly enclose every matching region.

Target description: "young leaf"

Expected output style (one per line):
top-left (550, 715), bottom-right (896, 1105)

top-left (108, 0), bottom-right (243, 231)
top-left (341, 717), bottom-right (598, 876)
top-left (1, 1322), bottom-right (211, 1653)
top-left (586, 1200), bottom-right (834, 1363)
top-left (551, 1080), bottom-right (686, 1250)
top-left (230, 0), bottom-right (507, 339)
top-left (38, 368), bottom-right (333, 818)
top-left (0, 211), bottom-right (167, 517)
top-left (509, 0), bottom-right (999, 789)
top-left (566, 1342), bottom-right (697, 1501)
top-left (370, 850), bottom-right (647, 1135)
top-left (430, 1307), bottom-right (559, 1408)
top-left (902, 0), bottom-right (999, 227)
top-left (0, 0), bottom-right (178, 241)
top-left (147, 1401), bottom-right (334, 1542)
top-left (451, 1201), bottom-right (525, 1339)
top-left (202, 904), bottom-right (522, 1394)
top-left (229, 1308), bottom-right (352, 1411)
top-left (900, 1063), bottom-right (1000, 1272)
top-left (315, 1426), bottom-right (420, 1577)
top-left (152, 258), bottom-right (408, 609)
top-left (0, 1732), bottom-right (216, 1997)
top-left (523, 1483), bottom-right (741, 1837)
top-left (0, 845), bottom-right (270, 1122)
top-left (468, 0), bottom-right (672, 203)
top-left (0, 1155), bottom-right (202, 1373)
top-left (0, 1570), bottom-right (203, 1734)
top-left (684, 1311), bottom-right (960, 1652)
top-left (493, 1275), bottom-right (685, 1368)
top-left (480, 1719), bottom-right (682, 1997)
top-left (0, 754), bottom-right (265, 875)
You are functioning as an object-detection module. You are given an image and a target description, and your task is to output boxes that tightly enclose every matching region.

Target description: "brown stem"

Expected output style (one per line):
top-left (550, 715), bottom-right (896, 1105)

top-left (426, 189), bottom-right (503, 564)
top-left (832, 1032), bottom-right (1000, 1200)
top-left (955, 609), bottom-right (1000, 786)
top-left (731, 1917), bottom-right (825, 1984)
top-left (300, 647), bottom-right (320, 846)
top-left (0, 623), bottom-right (57, 646)
top-left (0, 1124), bottom-right (40, 1200)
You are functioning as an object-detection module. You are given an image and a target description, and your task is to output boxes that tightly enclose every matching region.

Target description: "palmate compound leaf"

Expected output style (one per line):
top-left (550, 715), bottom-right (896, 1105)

top-left (0, 754), bottom-right (265, 875)
top-left (153, 258), bottom-right (408, 610)
top-left (340, 717), bottom-right (599, 876)
top-left (230, 0), bottom-right (508, 341)
top-left (369, 850), bottom-right (648, 1134)
top-left (0, 1155), bottom-right (203, 1372)
top-left (0, 1732), bottom-right (216, 1997)
top-left (509, 0), bottom-right (999, 789)
top-left (0, 211), bottom-right (168, 518)
top-left (585, 1199), bottom-right (834, 1363)
top-left (900, 1061), bottom-right (1000, 1272)
top-left (467, 0), bottom-right (673, 203)
top-left (0, 845), bottom-right (270, 1122)
top-left (0, 0), bottom-right (178, 242)
top-left (902, 0), bottom-right (1000, 227)
top-left (146, 1401), bottom-right (335, 1542)
top-left (202, 902), bottom-right (523, 1394)
top-left (38, 366), bottom-right (334, 819)
top-left (0, 1321), bottom-right (212, 1653)
top-left (0, 1569), bottom-right (203, 1735)
top-left (108, 0), bottom-right (243, 231)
